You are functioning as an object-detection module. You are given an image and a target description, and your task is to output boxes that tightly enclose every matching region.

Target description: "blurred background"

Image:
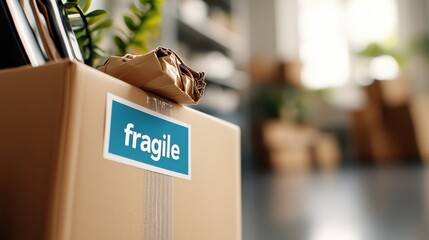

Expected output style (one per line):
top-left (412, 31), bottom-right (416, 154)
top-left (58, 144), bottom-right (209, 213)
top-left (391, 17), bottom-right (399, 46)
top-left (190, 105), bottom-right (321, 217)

top-left (97, 0), bottom-right (429, 239)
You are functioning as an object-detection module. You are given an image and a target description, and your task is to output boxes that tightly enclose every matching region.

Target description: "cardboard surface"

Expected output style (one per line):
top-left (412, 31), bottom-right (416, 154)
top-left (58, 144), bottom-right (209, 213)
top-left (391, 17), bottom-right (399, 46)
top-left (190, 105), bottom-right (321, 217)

top-left (411, 96), bottom-right (429, 162)
top-left (352, 81), bottom-right (420, 164)
top-left (261, 120), bottom-right (340, 172)
top-left (0, 61), bottom-right (241, 240)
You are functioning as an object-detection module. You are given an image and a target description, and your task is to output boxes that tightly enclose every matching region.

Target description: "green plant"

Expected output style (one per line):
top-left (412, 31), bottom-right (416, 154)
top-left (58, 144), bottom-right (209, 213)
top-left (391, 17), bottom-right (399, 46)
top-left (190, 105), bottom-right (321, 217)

top-left (64, 0), bottom-right (164, 66)
top-left (64, 0), bottom-right (112, 66)
top-left (358, 41), bottom-right (405, 68)
top-left (113, 0), bottom-right (164, 55)
top-left (252, 84), bottom-right (321, 124)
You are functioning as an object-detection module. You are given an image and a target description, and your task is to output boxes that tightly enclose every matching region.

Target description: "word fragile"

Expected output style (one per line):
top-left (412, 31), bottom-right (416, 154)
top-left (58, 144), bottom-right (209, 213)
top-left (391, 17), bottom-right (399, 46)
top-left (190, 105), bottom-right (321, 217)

top-left (124, 123), bottom-right (180, 161)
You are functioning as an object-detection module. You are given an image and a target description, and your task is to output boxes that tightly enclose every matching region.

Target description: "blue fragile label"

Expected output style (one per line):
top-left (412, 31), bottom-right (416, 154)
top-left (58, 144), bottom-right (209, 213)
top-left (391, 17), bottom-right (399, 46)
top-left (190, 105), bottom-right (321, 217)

top-left (104, 93), bottom-right (191, 180)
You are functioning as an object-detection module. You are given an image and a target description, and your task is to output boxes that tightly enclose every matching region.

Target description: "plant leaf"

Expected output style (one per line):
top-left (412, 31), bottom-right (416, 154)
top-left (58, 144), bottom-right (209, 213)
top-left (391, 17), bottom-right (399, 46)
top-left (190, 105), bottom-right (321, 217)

top-left (78, 0), bottom-right (92, 13)
top-left (91, 30), bottom-right (104, 43)
top-left (65, 0), bottom-right (79, 4)
top-left (124, 16), bottom-right (138, 31)
top-left (86, 9), bottom-right (107, 18)
top-left (77, 37), bottom-right (89, 47)
top-left (64, 2), bottom-right (77, 9)
top-left (74, 29), bottom-right (85, 38)
top-left (91, 19), bottom-right (112, 31)
top-left (130, 5), bottom-right (142, 17)
top-left (86, 10), bottom-right (108, 25)
top-left (143, 12), bottom-right (161, 25)
top-left (130, 37), bottom-right (144, 46)
top-left (93, 46), bottom-right (108, 58)
top-left (114, 36), bottom-right (127, 51)
top-left (139, 0), bottom-right (151, 5)
top-left (77, 32), bottom-right (86, 40)
top-left (113, 0), bottom-right (164, 54)
top-left (64, 0), bottom-right (79, 9)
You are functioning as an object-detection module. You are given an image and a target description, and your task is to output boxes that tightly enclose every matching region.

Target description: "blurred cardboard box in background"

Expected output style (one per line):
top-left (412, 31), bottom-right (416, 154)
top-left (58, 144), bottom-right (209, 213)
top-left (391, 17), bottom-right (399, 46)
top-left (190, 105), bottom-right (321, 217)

top-left (351, 80), bottom-right (420, 164)
top-left (262, 120), bottom-right (340, 172)
top-left (411, 96), bottom-right (429, 163)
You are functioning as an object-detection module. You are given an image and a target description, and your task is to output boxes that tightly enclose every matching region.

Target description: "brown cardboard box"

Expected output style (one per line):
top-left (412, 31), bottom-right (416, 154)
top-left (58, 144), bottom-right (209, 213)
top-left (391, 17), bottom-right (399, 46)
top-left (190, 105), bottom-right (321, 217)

top-left (262, 120), bottom-right (315, 172)
top-left (351, 81), bottom-right (420, 164)
top-left (379, 75), bottom-right (410, 107)
top-left (314, 133), bottom-right (341, 171)
top-left (261, 120), bottom-right (340, 172)
top-left (410, 96), bottom-right (429, 162)
top-left (0, 61), bottom-right (241, 240)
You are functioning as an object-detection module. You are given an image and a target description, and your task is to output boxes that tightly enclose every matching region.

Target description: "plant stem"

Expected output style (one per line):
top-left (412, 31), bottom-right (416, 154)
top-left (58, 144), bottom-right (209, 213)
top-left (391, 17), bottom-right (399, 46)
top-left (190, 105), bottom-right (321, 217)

top-left (74, 5), bottom-right (94, 65)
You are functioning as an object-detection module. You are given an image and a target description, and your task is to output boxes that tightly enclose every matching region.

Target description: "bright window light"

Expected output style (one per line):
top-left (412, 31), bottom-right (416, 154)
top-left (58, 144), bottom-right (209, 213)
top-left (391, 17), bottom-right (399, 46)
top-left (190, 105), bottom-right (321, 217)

top-left (310, 222), bottom-right (363, 240)
top-left (297, 0), bottom-right (398, 90)
top-left (369, 55), bottom-right (399, 81)
top-left (299, 0), bottom-right (349, 90)
top-left (346, 0), bottom-right (398, 50)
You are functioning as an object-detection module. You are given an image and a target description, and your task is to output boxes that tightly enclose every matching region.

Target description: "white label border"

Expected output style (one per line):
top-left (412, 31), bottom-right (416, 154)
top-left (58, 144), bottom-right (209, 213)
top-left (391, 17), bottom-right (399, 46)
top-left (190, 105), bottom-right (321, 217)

top-left (103, 93), bottom-right (191, 180)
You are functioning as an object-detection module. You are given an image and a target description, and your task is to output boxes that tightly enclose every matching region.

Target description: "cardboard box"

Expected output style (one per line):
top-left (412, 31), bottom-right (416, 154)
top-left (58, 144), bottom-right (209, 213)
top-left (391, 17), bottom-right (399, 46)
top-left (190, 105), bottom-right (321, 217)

top-left (0, 61), bottom-right (241, 240)
top-left (410, 96), bottom-right (429, 162)
top-left (379, 75), bottom-right (410, 107)
top-left (261, 120), bottom-right (340, 172)
top-left (262, 120), bottom-right (315, 172)
top-left (351, 81), bottom-right (420, 164)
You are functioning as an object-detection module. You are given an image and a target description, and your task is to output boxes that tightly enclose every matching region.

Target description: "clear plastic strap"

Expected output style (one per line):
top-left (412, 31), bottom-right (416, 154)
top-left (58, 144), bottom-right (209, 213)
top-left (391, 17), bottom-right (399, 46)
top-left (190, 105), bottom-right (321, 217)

top-left (143, 95), bottom-right (174, 240)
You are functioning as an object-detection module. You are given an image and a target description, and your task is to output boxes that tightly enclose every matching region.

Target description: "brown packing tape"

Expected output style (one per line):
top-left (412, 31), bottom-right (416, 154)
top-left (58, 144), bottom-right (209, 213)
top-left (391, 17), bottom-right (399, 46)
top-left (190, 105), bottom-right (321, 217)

top-left (98, 47), bottom-right (206, 104)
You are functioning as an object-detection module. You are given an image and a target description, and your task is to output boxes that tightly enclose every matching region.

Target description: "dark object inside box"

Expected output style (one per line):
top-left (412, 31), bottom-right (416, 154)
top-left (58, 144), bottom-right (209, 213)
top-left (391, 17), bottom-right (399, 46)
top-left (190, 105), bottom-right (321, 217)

top-left (0, 0), bottom-right (82, 70)
top-left (0, 0), bottom-right (44, 68)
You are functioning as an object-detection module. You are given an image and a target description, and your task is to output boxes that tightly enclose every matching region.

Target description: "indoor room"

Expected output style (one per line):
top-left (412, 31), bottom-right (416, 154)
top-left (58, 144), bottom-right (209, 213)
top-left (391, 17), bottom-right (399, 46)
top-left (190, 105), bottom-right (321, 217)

top-left (1, 0), bottom-right (429, 239)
